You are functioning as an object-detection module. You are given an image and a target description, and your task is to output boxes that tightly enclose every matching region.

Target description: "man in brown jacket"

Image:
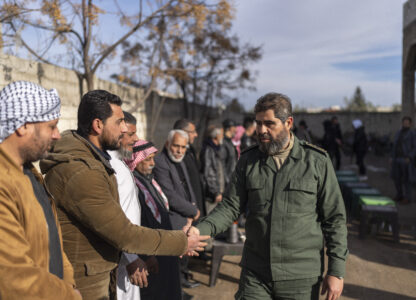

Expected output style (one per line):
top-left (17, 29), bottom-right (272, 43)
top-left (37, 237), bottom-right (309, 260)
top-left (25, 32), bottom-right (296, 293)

top-left (0, 81), bottom-right (82, 299)
top-left (40, 90), bottom-right (208, 300)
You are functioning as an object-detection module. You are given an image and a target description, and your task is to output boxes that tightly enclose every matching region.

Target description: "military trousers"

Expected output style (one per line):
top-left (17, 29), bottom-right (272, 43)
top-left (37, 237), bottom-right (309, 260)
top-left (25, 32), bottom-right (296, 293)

top-left (235, 268), bottom-right (321, 300)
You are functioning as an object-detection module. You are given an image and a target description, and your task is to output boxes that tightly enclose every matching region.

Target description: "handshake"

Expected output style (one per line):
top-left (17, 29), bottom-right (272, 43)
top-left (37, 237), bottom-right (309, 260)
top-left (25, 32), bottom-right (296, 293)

top-left (182, 219), bottom-right (210, 256)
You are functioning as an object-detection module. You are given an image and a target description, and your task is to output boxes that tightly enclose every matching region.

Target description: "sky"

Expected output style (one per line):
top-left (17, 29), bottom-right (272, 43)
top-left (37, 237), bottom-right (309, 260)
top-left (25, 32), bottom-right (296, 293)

top-left (5, 0), bottom-right (408, 110)
top-left (231, 0), bottom-right (408, 110)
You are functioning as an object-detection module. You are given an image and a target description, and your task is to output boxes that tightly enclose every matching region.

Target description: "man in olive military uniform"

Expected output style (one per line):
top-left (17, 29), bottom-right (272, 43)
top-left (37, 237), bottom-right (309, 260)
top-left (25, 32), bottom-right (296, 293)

top-left (189, 93), bottom-right (348, 300)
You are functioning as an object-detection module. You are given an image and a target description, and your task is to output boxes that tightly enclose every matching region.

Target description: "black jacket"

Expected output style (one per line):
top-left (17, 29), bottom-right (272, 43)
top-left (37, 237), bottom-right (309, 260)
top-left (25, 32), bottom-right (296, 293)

top-left (353, 127), bottom-right (367, 154)
top-left (153, 148), bottom-right (198, 229)
top-left (183, 146), bottom-right (207, 217)
top-left (221, 137), bottom-right (237, 185)
top-left (200, 140), bottom-right (225, 201)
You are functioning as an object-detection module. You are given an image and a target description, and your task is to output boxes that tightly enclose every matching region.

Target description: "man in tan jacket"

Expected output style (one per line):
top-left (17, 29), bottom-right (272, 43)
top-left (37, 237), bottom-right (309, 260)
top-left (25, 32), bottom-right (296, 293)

top-left (0, 81), bottom-right (82, 299)
top-left (40, 90), bottom-right (208, 300)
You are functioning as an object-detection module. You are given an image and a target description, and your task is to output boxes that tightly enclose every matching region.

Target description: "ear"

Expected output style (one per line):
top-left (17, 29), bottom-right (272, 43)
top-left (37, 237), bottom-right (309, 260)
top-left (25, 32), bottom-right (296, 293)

top-left (91, 119), bottom-right (103, 135)
top-left (15, 123), bottom-right (31, 137)
top-left (165, 141), bottom-right (169, 148)
top-left (285, 116), bottom-right (294, 130)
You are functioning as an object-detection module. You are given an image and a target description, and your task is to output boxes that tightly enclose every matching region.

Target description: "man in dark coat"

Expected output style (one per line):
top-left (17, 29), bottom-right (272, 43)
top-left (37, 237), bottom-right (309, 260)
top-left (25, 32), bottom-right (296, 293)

top-left (200, 125), bottom-right (226, 214)
top-left (222, 119), bottom-right (238, 186)
top-left (174, 119), bottom-right (206, 217)
top-left (125, 140), bottom-right (182, 300)
top-left (240, 117), bottom-right (257, 151)
top-left (390, 116), bottom-right (416, 204)
top-left (352, 119), bottom-right (368, 178)
top-left (153, 129), bottom-right (201, 289)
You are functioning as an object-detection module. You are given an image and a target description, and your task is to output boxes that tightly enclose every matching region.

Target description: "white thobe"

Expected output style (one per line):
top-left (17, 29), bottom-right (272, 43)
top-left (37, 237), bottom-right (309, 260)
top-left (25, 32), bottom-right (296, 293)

top-left (109, 151), bottom-right (141, 300)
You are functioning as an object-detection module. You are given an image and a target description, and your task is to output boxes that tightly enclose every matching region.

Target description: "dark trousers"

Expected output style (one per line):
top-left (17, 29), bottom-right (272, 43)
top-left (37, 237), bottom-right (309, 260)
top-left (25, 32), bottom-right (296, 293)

top-left (179, 255), bottom-right (190, 283)
top-left (392, 158), bottom-right (412, 201)
top-left (235, 268), bottom-right (321, 300)
top-left (355, 151), bottom-right (366, 175)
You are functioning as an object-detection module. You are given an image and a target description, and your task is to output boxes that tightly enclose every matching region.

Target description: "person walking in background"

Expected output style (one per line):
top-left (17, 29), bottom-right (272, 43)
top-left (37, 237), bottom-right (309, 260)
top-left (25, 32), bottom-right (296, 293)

top-left (390, 116), bottom-right (416, 204)
top-left (240, 116), bottom-right (257, 152)
top-left (331, 116), bottom-right (343, 170)
top-left (296, 119), bottom-right (312, 142)
top-left (40, 90), bottom-right (207, 300)
top-left (352, 119), bottom-right (368, 180)
top-left (125, 140), bottom-right (182, 300)
top-left (200, 124), bottom-right (226, 214)
top-left (173, 119), bottom-right (207, 218)
top-left (221, 119), bottom-right (238, 186)
top-left (0, 81), bottom-right (82, 299)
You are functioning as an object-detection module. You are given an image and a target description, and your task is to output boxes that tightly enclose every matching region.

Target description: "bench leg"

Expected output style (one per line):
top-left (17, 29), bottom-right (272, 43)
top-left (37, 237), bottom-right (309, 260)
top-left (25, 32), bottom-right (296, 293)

top-left (391, 214), bottom-right (400, 243)
top-left (209, 247), bottom-right (225, 287)
top-left (359, 210), bottom-right (369, 239)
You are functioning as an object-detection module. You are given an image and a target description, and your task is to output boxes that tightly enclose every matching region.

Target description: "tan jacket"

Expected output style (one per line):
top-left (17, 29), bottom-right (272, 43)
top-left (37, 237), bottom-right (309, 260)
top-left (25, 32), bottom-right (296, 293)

top-left (40, 131), bottom-right (187, 282)
top-left (0, 145), bottom-right (81, 300)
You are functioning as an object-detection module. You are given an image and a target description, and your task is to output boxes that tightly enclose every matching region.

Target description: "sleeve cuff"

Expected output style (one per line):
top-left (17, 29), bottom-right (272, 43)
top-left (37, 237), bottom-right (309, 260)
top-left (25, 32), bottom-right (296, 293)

top-left (196, 222), bottom-right (212, 236)
top-left (327, 257), bottom-right (346, 278)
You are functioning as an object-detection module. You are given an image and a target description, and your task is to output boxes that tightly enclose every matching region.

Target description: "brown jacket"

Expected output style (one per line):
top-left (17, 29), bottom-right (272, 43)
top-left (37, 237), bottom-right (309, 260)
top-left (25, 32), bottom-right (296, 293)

top-left (40, 131), bottom-right (187, 284)
top-left (0, 145), bottom-right (81, 300)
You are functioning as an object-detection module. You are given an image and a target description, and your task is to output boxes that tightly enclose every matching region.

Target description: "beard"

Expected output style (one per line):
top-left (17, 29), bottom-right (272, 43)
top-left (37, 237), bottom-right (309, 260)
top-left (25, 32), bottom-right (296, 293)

top-left (21, 129), bottom-right (53, 163)
top-left (101, 128), bottom-right (122, 151)
top-left (117, 147), bottom-right (133, 160)
top-left (167, 149), bottom-right (184, 163)
top-left (258, 130), bottom-right (290, 156)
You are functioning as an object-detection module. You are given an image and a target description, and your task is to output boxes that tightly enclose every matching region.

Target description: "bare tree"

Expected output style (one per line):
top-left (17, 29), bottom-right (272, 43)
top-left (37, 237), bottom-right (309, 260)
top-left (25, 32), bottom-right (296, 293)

top-left (0, 0), bottom-right (207, 92)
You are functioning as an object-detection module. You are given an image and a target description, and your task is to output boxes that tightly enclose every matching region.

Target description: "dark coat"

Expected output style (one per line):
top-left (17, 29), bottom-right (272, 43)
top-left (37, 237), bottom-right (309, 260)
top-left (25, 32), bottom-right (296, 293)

top-left (183, 146), bottom-right (207, 217)
top-left (134, 171), bottom-right (182, 300)
top-left (221, 137), bottom-right (238, 185)
top-left (153, 148), bottom-right (198, 229)
top-left (353, 126), bottom-right (367, 154)
top-left (200, 140), bottom-right (225, 200)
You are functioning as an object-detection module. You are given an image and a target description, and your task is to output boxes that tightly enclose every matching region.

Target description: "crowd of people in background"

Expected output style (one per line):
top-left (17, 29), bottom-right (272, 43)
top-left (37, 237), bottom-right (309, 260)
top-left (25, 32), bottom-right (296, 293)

top-left (0, 80), bottom-right (411, 300)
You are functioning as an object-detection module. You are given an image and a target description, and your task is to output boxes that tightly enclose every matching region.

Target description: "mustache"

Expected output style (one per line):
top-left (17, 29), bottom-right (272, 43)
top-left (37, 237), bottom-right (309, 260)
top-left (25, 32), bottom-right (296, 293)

top-left (259, 133), bottom-right (272, 139)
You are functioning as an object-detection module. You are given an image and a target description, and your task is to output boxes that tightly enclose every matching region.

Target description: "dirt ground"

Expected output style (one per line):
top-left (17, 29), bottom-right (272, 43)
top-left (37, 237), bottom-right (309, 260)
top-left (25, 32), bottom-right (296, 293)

top-left (184, 153), bottom-right (416, 300)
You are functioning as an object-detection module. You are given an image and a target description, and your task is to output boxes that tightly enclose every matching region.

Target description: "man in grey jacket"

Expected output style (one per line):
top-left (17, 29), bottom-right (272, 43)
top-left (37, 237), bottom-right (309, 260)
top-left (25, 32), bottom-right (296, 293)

top-left (391, 116), bottom-right (416, 204)
top-left (200, 125), bottom-right (226, 214)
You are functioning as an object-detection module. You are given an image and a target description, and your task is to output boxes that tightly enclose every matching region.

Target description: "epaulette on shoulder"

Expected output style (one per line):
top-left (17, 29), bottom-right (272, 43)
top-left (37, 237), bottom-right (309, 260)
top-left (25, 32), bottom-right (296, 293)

top-left (241, 144), bottom-right (259, 155)
top-left (302, 141), bottom-right (327, 155)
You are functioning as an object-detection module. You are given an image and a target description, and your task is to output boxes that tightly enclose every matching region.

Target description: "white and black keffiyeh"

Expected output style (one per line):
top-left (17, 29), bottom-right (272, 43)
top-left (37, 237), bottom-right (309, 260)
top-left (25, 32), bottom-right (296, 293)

top-left (0, 81), bottom-right (61, 143)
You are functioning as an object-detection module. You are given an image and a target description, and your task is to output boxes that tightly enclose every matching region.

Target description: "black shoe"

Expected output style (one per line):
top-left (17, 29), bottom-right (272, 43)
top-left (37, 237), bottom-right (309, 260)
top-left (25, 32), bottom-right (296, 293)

top-left (181, 279), bottom-right (201, 289)
top-left (182, 291), bottom-right (194, 300)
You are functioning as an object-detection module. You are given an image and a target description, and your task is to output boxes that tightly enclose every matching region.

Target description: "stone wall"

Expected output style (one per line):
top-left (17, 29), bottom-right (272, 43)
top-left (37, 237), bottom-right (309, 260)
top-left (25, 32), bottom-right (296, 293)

top-left (0, 53), bottom-right (147, 138)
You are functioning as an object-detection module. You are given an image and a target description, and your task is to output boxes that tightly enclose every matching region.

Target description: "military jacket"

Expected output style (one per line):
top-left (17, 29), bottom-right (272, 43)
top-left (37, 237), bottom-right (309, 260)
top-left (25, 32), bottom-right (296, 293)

top-left (197, 136), bottom-right (348, 281)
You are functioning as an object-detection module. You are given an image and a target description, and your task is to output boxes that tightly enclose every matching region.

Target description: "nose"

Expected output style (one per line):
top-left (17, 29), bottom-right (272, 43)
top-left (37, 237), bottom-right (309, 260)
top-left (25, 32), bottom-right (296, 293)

top-left (53, 127), bottom-right (61, 140)
top-left (257, 124), bottom-right (266, 135)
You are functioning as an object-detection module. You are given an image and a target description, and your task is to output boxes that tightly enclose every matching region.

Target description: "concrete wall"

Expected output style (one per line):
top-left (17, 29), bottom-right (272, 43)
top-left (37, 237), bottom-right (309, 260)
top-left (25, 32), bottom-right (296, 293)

top-left (0, 53), bottom-right (148, 138)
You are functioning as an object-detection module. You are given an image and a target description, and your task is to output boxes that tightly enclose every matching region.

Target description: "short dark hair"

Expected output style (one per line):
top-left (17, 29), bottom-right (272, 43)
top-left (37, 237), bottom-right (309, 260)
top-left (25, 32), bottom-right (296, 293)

top-left (254, 93), bottom-right (292, 122)
top-left (123, 111), bottom-right (137, 125)
top-left (243, 116), bottom-right (255, 129)
top-left (402, 116), bottom-right (412, 123)
top-left (77, 90), bottom-right (123, 138)
top-left (173, 119), bottom-right (192, 130)
top-left (222, 119), bottom-right (236, 130)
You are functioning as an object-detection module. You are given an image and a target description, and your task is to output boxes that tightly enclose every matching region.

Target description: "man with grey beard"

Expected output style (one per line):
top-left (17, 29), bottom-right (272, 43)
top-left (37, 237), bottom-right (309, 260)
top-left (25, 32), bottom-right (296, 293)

top-left (153, 129), bottom-right (201, 292)
top-left (108, 111), bottom-right (148, 300)
top-left (189, 93), bottom-right (348, 300)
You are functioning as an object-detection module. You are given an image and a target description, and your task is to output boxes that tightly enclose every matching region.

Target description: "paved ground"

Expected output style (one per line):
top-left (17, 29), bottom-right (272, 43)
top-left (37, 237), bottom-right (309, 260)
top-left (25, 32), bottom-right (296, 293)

top-left (184, 153), bottom-right (416, 300)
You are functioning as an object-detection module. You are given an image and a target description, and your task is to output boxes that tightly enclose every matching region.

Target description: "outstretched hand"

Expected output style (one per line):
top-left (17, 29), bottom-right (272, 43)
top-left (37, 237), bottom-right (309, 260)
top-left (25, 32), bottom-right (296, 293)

top-left (321, 275), bottom-right (343, 300)
top-left (182, 222), bottom-right (209, 256)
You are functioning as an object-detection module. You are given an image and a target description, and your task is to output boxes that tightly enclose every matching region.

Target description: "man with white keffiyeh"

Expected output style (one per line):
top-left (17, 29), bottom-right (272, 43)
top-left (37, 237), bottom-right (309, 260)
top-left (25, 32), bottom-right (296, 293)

top-left (124, 140), bottom-right (182, 300)
top-left (0, 81), bottom-right (82, 299)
